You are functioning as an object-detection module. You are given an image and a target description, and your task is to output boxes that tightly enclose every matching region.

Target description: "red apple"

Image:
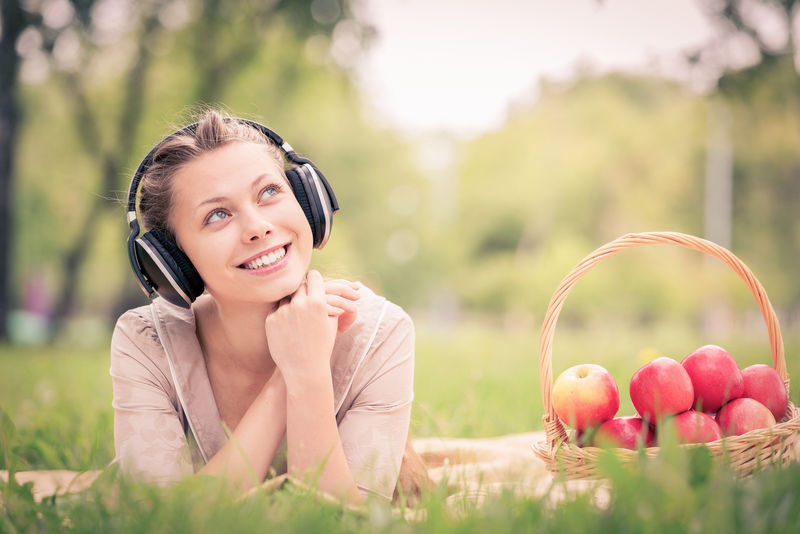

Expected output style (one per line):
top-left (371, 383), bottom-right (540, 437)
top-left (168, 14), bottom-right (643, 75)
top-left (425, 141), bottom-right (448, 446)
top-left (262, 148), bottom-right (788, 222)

top-left (630, 357), bottom-right (694, 423)
top-left (552, 364), bottom-right (620, 431)
top-left (715, 397), bottom-right (777, 437)
top-left (681, 345), bottom-right (743, 412)
top-left (741, 364), bottom-right (788, 421)
top-left (594, 416), bottom-right (655, 449)
top-left (670, 411), bottom-right (722, 444)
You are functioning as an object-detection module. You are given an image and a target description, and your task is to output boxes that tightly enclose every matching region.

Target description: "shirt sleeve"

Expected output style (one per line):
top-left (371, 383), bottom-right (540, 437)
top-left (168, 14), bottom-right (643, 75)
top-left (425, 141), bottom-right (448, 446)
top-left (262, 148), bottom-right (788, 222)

top-left (337, 303), bottom-right (415, 500)
top-left (109, 309), bottom-right (194, 485)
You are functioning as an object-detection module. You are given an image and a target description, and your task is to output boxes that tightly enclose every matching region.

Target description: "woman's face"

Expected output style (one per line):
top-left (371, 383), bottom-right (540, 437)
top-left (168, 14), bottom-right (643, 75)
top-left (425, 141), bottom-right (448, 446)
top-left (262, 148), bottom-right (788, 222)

top-left (169, 141), bottom-right (313, 306)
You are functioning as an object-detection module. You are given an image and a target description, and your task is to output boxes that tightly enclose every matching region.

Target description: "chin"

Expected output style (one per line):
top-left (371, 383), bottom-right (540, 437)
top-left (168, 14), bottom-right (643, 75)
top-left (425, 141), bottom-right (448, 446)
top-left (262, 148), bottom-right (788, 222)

top-left (247, 272), bottom-right (307, 304)
top-left (268, 279), bottom-right (305, 302)
top-left (204, 271), bottom-right (306, 308)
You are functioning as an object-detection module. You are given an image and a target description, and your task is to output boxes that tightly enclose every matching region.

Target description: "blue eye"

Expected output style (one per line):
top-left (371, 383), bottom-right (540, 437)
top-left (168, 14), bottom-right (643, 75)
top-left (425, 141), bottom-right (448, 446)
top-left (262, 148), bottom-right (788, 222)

top-left (259, 183), bottom-right (283, 201)
top-left (205, 209), bottom-right (229, 224)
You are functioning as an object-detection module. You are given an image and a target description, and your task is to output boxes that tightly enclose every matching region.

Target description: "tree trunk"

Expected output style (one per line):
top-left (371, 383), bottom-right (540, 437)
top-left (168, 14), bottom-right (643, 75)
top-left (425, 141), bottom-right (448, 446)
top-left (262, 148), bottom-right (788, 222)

top-left (47, 14), bottom-right (158, 340)
top-left (0, 0), bottom-right (26, 342)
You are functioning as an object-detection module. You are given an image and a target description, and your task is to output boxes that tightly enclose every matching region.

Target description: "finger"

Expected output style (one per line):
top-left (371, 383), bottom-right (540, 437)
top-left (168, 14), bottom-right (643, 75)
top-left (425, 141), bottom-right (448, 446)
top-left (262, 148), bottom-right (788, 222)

top-left (295, 276), bottom-right (308, 298)
top-left (326, 278), bottom-right (361, 290)
top-left (337, 311), bottom-right (358, 333)
top-left (326, 294), bottom-right (358, 313)
top-left (324, 283), bottom-right (360, 301)
top-left (324, 280), bottom-right (361, 299)
top-left (327, 305), bottom-right (345, 317)
top-left (324, 279), bottom-right (359, 291)
top-left (306, 269), bottom-right (324, 297)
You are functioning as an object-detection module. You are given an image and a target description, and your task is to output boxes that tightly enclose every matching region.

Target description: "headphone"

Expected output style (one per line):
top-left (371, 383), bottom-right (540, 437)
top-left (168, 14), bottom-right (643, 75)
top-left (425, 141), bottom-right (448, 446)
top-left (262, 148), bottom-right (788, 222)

top-left (126, 118), bottom-right (339, 309)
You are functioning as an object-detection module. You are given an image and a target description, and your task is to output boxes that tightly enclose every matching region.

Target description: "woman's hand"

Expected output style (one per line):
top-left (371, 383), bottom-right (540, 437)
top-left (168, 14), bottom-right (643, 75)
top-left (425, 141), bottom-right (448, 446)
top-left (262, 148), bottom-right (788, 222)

top-left (265, 271), bottom-right (342, 385)
top-left (324, 278), bottom-right (360, 333)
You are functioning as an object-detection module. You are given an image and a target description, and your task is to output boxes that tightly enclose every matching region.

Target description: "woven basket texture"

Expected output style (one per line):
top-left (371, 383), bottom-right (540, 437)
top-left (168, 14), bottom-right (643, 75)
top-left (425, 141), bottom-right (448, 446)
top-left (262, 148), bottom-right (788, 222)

top-left (533, 232), bottom-right (800, 479)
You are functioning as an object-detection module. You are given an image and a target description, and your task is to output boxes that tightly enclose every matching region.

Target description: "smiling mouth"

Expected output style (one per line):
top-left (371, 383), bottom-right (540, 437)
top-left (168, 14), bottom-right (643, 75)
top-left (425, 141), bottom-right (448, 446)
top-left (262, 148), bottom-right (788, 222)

top-left (239, 245), bottom-right (288, 270)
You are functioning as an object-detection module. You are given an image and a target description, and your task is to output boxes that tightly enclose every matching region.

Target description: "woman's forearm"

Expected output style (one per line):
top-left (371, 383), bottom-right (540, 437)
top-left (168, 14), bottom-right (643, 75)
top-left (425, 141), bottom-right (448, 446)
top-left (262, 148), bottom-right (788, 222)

top-left (285, 370), bottom-right (364, 505)
top-left (199, 371), bottom-right (287, 490)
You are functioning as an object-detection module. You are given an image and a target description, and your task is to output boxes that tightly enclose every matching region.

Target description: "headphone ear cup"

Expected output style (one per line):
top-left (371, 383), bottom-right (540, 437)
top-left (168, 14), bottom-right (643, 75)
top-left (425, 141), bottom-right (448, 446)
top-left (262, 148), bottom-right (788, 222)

top-left (136, 228), bottom-right (204, 308)
top-left (286, 165), bottom-right (324, 247)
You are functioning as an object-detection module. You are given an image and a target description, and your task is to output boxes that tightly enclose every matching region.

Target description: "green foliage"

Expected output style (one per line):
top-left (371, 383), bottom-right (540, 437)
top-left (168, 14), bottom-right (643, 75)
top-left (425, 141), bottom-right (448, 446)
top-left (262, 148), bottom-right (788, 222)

top-left (583, 446), bottom-right (800, 534)
top-left (718, 55), bottom-right (800, 308)
top-left (450, 74), bottom-right (709, 319)
top-left (12, 25), bottom-right (800, 337)
top-left (426, 60), bottom-right (800, 342)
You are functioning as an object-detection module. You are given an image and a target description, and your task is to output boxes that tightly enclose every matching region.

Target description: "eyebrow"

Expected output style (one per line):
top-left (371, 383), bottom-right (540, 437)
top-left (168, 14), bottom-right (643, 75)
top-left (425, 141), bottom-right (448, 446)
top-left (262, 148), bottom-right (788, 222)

top-left (195, 173), bottom-right (285, 211)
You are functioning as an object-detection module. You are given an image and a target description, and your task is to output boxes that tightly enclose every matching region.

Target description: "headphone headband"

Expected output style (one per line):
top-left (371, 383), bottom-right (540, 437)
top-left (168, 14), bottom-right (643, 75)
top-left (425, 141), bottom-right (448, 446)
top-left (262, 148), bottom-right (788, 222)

top-left (126, 119), bottom-right (308, 214)
top-left (126, 117), bottom-right (339, 307)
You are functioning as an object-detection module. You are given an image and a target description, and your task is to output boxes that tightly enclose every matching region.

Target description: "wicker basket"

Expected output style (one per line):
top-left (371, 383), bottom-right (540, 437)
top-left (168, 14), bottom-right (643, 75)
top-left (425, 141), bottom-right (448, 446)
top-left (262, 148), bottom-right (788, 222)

top-left (532, 231), bottom-right (800, 479)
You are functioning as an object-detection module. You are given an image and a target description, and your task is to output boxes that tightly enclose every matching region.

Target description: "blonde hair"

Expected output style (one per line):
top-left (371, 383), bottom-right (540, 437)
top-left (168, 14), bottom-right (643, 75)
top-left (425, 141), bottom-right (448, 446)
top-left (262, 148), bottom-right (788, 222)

top-left (138, 110), bottom-right (284, 236)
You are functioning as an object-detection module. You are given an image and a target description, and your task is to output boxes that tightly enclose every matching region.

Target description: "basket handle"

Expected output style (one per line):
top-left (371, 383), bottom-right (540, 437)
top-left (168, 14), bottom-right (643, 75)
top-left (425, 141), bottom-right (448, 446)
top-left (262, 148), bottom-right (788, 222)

top-left (539, 231), bottom-right (786, 443)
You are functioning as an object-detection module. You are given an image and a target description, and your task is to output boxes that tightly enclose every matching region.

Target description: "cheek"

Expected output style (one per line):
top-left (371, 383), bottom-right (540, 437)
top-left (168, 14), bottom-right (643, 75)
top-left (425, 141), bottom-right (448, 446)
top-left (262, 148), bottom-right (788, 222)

top-left (178, 232), bottom-right (228, 280)
top-left (284, 201), bottom-right (313, 243)
top-left (188, 247), bottom-right (217, 276)
top-left (298, 213), bottom-right (313, 242)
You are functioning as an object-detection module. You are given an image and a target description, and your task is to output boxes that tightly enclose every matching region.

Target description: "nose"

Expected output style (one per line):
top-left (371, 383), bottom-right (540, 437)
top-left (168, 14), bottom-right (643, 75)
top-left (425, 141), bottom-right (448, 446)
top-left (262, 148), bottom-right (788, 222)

top-left (241, 207), bottom-right (272, 242)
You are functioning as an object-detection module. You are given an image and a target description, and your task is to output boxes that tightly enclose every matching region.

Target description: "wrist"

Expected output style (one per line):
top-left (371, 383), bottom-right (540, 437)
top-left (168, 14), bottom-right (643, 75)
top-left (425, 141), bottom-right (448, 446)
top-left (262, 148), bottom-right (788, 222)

top-left (260, 369), bottom-right (287, 401)
top-left (282, 367), bottom-right (333, 397)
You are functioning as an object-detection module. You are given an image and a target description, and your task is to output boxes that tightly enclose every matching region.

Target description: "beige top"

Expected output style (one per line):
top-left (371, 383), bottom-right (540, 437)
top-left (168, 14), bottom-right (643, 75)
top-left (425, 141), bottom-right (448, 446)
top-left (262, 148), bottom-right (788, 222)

top-left (109, 284), bottom-right (414, 500)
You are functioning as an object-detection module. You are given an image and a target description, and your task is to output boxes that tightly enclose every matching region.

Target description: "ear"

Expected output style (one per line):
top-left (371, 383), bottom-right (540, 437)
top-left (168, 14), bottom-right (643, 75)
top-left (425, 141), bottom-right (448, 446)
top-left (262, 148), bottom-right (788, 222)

top-left (136, 227), bottom-right (204, 308)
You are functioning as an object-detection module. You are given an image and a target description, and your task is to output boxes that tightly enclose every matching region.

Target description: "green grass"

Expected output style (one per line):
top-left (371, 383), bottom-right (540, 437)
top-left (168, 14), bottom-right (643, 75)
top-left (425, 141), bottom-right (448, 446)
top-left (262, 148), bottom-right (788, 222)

top-left (2, 321), bottom-right (800, 532)
top-left (3, 439), bottom-right (799, 533)
top-left (0, 344), bottom-right (113, 472)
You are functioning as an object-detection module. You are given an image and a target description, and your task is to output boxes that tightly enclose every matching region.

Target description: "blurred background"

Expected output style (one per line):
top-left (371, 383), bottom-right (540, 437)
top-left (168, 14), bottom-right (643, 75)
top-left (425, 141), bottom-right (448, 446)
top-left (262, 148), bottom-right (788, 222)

top-left (1, 0), bottom-right (799, 448)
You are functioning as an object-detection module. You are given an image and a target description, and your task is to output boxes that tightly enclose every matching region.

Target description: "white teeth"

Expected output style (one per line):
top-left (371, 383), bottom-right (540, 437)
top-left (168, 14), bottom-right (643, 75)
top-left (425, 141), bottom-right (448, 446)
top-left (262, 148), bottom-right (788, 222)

top-left (242, 247), bottom-right (286, 270)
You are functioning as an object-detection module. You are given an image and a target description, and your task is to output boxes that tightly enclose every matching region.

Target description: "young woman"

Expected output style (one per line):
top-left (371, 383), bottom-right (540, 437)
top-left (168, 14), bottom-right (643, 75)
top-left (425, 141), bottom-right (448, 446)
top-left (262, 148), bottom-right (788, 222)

top-left (111, 110), bottom-right (419, 504)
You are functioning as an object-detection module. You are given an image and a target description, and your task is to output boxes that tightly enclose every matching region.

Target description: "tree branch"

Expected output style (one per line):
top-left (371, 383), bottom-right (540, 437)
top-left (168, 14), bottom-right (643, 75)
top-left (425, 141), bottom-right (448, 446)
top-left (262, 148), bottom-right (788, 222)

top-left (720, 0), bottom-right (793, 56)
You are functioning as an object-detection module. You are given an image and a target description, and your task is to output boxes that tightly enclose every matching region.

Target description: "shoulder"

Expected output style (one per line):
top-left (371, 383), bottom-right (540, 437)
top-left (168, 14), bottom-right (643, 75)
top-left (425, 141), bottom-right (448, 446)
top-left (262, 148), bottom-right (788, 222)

top-left (112, 305), bottom-right (160, 352)
top-left (110, 302), bottom-right (183, 399)
top-left (112, 298), bottom-right (196, 352)
top-left (330, 284), bottom-right (413, 389)
top-left (350, 283), bottom-right (414, 345)
top-left (110, 303), bottom-right (171, 378)
top-left (331, 283), bottom-right (414, 415)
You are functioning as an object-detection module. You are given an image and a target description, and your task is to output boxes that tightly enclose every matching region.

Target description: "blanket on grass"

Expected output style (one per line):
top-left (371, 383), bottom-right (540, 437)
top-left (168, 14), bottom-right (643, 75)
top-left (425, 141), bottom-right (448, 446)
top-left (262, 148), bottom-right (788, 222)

top-left (0, 431), bottom-right (609, 508)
